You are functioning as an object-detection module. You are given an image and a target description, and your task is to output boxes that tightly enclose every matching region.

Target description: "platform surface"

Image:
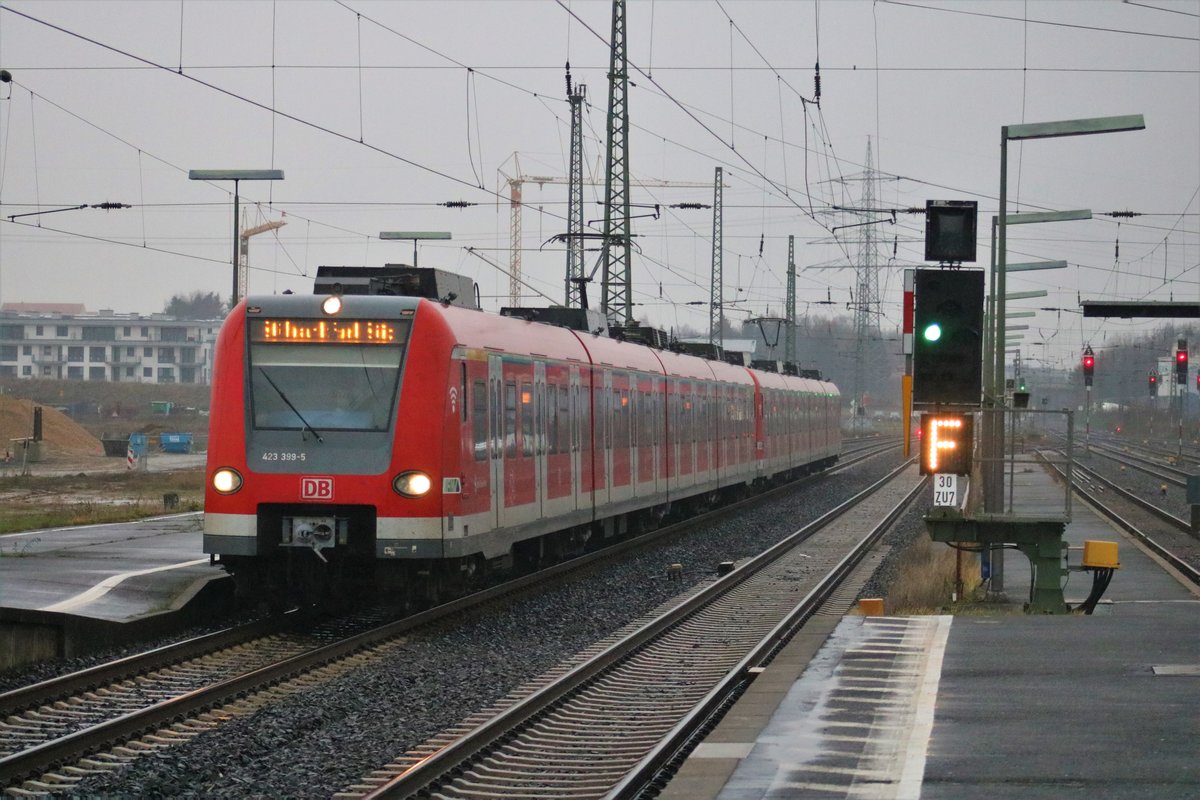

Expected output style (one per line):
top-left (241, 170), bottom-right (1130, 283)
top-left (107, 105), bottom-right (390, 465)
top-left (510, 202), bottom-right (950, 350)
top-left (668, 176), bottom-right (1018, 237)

top-left (0, 513), bottom-right (221, 622)
top-left (662, 459), bottom-right (1200, 799)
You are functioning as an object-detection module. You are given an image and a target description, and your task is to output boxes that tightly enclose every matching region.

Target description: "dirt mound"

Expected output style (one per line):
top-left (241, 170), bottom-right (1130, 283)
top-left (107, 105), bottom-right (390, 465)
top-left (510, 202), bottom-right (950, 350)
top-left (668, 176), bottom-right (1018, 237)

top-left (0, 396), bottom-right (103, 458)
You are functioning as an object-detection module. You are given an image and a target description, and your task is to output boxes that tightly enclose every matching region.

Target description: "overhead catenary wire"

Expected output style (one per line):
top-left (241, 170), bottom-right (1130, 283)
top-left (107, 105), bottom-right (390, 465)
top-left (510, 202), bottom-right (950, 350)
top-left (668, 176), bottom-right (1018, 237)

top-left (0, 2), bottom-right (1194, 334)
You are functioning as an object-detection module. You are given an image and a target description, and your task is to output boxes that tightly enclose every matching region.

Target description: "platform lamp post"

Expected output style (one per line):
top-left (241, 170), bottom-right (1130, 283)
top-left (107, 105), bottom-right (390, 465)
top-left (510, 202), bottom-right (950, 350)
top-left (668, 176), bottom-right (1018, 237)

top-left (991, 114), bottom-right (1144, 513)
top-left (188, 169), bottom-right (284, 308)
top-left (996, 116), bottom-right (1143, 401)
top-left (380, 231), bottom-right (452, 268)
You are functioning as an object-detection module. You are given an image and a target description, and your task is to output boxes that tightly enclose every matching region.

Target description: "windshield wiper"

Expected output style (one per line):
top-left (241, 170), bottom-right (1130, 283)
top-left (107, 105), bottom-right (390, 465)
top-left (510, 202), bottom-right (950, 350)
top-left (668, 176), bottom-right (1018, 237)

top-left (258, 368), bottom-right (324, 442)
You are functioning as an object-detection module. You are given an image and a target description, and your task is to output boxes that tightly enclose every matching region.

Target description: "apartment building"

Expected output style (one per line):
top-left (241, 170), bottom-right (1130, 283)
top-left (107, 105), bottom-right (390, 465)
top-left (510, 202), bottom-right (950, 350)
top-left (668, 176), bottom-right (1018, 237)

top-left (0, 303), bottom-right (221, 384)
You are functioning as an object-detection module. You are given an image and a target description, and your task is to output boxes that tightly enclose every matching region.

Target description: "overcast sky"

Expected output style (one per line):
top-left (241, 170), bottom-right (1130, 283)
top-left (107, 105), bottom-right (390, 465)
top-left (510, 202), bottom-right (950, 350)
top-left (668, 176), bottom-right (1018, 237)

top-left (0, 0), bottom-right (1197, 371)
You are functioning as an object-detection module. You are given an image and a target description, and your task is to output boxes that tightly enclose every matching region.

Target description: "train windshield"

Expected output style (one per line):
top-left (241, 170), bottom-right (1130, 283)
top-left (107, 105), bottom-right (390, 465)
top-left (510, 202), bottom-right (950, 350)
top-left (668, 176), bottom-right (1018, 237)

top-left (248, 325), bottom-right (409, 433)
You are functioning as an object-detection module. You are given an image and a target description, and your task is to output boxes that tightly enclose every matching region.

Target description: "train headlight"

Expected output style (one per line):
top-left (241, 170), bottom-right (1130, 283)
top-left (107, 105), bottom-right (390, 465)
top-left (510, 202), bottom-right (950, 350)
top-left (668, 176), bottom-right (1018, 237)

top-left (321, 295), bottom-right (343, 315)
top-left (393, 471), bottom-right (432, 498)
top-left (212, 467), bottom-right (243, 495)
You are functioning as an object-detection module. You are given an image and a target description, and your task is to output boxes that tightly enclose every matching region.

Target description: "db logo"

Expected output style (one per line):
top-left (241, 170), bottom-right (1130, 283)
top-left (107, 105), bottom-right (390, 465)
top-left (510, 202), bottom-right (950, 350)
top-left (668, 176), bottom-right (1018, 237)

top-left (300, 476), bottom-right (334, 501)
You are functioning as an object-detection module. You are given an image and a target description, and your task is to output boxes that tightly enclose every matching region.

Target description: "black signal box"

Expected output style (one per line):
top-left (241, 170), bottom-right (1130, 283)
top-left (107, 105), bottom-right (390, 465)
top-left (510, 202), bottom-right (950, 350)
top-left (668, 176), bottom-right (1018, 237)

top-left (925, 200), bottom-right (978, 263)
top-left (912, 269), bottom-right (985, 407)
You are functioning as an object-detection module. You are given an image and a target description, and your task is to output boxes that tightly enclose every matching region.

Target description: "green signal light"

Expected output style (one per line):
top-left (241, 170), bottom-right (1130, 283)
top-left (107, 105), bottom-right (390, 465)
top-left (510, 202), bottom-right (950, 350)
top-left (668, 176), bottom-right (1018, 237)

top-left (922, 322), bottom-right (943, 342)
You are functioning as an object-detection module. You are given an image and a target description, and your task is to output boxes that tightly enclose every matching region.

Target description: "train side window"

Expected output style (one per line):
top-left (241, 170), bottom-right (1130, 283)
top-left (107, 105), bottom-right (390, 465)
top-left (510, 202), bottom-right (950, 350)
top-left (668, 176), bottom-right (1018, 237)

top-left (521, 381), bottom-right (535, 457)
top-left (691, 393), bottom-right (700, 448)
top-left (504, 382), bottom-right (517, 458)
top-left (631, 388), bottom-right (639, 448)
top-left (611, 388), bottom-right (620, 449)
top-left (599, 385), bottom-right (607, 450)
top-left (472, 380), bottom-right (487, 461)
top-left (558, 385), bottom-right (569, 454)
top-left (546, 381), bottom-right (557, 455)
top-left (571, 383), bottom-right (579, 452)
top-left (580, 383), bottom-right (590, 453)
top-left (490, 379), bottom-right (500, 459)
top-left (622, 388), bottom-right (631, 447)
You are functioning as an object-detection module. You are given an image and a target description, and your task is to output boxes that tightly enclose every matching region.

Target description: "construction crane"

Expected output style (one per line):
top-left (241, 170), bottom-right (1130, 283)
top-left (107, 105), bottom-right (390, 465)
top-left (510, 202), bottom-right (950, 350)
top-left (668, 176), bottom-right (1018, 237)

top-left (498, 153), bottom-right (709, 308)
top-left (238, 210), bottom-right (286, 302)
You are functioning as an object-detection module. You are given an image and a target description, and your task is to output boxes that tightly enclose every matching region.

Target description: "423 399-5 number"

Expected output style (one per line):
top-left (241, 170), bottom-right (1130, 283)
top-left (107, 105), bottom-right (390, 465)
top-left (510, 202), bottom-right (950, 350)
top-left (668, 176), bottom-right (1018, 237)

top-left (261, 451), bottom-right (307, 462)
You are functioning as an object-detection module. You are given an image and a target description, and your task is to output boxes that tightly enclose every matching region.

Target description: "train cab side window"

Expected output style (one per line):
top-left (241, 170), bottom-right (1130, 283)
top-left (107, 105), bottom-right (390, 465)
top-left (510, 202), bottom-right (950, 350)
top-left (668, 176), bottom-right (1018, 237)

top-left (461, 363), bottom-right (469, 422)
top-left (472, 380), bottom-right (487, 461)
top-left (504, 382), bottom-right (517, 458)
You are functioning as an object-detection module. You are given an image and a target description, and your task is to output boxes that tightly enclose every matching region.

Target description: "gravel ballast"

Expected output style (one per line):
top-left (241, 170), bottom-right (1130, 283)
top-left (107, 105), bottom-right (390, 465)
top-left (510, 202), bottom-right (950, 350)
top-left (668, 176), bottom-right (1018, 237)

top-left (20, 451), bottom-right (908, 798)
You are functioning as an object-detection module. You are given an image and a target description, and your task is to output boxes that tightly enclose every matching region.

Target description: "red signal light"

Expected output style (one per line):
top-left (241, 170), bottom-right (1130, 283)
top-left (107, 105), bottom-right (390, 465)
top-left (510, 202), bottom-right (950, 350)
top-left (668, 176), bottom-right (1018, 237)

top-left (1083, 355), bottom-right (1094, 369)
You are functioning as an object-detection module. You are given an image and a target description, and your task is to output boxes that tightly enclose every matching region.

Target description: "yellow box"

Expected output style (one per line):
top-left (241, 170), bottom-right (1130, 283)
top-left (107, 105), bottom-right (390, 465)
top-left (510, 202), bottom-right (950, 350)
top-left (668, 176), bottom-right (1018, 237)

top-left (1082, 540), bottom-right (1120, 569)
top-left (858, 598), bottom-right (886, 616)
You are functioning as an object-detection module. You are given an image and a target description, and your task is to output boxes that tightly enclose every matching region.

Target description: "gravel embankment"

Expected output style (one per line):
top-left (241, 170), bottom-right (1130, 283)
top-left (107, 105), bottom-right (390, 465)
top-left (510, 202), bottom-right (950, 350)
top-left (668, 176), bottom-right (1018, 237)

top-left (1074, 446), bottom-right (1200, 573)
top-left (10, 451), bottom-right (912, 798)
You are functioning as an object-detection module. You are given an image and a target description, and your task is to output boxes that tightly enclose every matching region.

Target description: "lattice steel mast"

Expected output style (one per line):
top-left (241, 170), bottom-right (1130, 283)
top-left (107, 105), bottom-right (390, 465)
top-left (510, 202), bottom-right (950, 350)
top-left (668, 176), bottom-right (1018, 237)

top-left (600, 0), bottom-right (633, 325)
top-left (566, 65), bottom-right (587, 308)
top-left (852, 139), bottom-right (883, 425)
top-left (786, 234), bottom-right (796, 365)
top-left (709, 166), bottom-right (724, 348)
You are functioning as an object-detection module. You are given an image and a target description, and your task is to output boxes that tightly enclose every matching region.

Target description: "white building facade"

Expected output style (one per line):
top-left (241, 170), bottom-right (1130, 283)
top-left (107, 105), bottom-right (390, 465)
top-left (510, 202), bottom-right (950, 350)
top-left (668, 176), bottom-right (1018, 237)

top-left (0, 305), bottom-right (220, 385)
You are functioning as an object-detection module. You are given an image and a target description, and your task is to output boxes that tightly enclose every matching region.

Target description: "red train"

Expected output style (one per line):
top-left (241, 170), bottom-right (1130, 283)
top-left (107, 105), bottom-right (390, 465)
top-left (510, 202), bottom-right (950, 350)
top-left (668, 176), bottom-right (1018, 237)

top-left (203, 268), bottom-right (841, 605)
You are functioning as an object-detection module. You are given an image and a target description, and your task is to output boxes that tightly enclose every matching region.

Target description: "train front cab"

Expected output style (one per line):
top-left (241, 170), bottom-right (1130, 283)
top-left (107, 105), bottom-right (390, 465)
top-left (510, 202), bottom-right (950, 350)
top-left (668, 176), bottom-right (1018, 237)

top-left (203, 293), bottom-right (451, 604)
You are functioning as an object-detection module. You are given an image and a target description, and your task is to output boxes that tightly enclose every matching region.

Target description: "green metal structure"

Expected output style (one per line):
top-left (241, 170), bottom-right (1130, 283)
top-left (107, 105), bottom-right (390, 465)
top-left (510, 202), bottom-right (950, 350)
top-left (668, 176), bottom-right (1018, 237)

top-left (925, 507), bottom-right (1069, 614)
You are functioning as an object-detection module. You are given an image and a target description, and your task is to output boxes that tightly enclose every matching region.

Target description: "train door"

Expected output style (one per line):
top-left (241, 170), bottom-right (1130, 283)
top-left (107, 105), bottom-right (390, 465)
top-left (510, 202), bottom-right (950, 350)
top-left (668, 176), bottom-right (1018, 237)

top-left (597, 371), bottom-right (614, 506)
top-left (488, 354), bottom-right (503, 531)
top-left (570, 366), bottom-right (584, 506)
top-left (665, 378), bottom-right (678, 493)
top-left (756, 388), bottom-right (767, 477)
top-left (463, 364), bottom-right (492, 530)
top-left (611, 372), bottom-right (631, 503)
top-left (667, 376), bottom-right (676, 494)
top-left (680, 380), bottom-right (695, 484)
top-left (497, 360), bottom-right (536, 529)
top-left (575, 368), bottom-right (594, 500)
top-left (534, 361), bottom-right (548, 521)
top-left (487, 355), bottom-right (501, 532)
top-left (639, 376), bottom-right (660, 496)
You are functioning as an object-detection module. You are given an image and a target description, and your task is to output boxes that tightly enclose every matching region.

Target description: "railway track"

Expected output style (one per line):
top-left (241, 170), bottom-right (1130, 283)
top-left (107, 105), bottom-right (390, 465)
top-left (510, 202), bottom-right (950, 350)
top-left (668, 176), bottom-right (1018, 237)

top-left (349, 460), bottom-right (925, 799)
top-left (1044, 451), bottom-right (1200, 584)
top-left (1086, 441), bottom-right (1190, 485)
top-left (0, 441), bottom-right (901, 795)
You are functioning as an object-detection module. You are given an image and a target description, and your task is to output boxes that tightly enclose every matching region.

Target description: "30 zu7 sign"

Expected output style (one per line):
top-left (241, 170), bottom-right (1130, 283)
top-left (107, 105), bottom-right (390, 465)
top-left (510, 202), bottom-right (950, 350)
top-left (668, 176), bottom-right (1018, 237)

top-left (919, 413), bottom-right (973, 476)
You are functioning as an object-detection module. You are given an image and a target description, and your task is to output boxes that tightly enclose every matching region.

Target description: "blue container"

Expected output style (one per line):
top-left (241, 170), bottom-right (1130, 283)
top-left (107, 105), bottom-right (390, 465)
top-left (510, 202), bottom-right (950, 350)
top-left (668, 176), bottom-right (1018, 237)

top-left (159, 433), bottom-right (193, 454)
